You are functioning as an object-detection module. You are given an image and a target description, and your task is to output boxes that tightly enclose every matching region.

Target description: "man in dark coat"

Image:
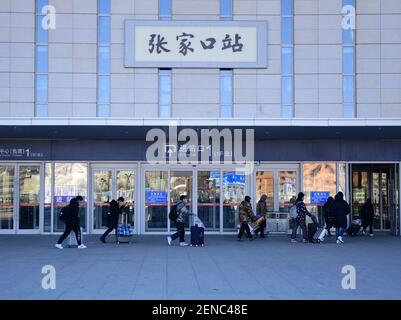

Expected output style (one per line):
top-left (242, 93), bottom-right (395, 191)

top-left (100, 197), bottom-right (126, 243)
top-left (55, 196), bottom-right (86, 249)
top-left (361, 198), bottom-right (375, 236)
top-left (332, 192), bottom-right (350, 244)
top-left (323, 196), bottom-right (335, 236)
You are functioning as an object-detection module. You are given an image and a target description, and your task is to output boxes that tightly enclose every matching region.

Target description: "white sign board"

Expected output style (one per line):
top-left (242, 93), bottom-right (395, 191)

top-left (125, 20), bottom-right (267, 68)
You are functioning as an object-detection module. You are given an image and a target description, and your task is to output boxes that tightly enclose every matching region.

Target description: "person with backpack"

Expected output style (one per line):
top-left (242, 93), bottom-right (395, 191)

top-left (167, 195), bottom-right (189, 246)
top-left (55, 196), bottom-right (87, 249)
top-left (290, 192), bottom-right (314, 243)
top-left (100, 197), bottom-right (126, 243)
top-left (254, 194), bottom-right (267, 238)
top-left (361, 198), bottom-right (374, 236)
top-left (237, 196), bottom-right (256, 241)
top-left (323, 196), bottom-right (335, 236)
top-left (332, 192), bottom-right (351, 244)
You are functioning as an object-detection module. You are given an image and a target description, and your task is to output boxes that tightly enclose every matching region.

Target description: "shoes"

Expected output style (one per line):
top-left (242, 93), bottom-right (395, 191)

top-left (236, 238), bottom-right (243, 241)
top-left (369, 234), bottom-right (374, 237)
top-left (179, 242), bottom-right (189, 246)
top-left (336, 240), bottom-right (341, 244)
top-left (78, 244), bottom-right (87, 249)
top-left (260, 235), bottom-right (266, 238)
top-left (290, 239), bottom-right (298, 243)
top-left (167, 236), bottom-right (172, 246)
top-left (99, 237), bottom-right (106, 243)
top-left (362, 230), bottom-right (366, 235)
top-left (249, 237), bottom-right (254, 241)
top-left (337, 236), bottom-right (344, 243)
top-left (302, 239), bottom-right (308, 243)
top-left (55, 244), bottom-right (63, 249)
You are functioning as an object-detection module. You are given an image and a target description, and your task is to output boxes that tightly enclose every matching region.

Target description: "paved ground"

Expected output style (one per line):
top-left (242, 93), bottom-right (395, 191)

top-left (0, 233), bottom-right (400, 300)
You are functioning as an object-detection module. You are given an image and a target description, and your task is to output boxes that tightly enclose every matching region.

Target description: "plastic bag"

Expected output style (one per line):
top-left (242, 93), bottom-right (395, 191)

top-left (193, 215), bottom-right (205, 228)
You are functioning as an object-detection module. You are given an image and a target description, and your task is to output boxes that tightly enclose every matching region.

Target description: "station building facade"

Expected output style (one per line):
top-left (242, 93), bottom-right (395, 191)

top-left (0, 0), bottom-right (401, 235)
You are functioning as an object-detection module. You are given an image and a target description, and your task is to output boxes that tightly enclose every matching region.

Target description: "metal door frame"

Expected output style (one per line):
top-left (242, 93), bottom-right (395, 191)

top-left (90, 163), bottom-right (137, 234)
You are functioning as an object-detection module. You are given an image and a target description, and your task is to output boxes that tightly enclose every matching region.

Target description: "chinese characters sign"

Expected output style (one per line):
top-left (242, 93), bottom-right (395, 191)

top-left (0, 148), bottom-right (44, 159)
top-left (125, 21), bottom-right (267, 68)
top-left (310, 192), bottom-right (330, 205)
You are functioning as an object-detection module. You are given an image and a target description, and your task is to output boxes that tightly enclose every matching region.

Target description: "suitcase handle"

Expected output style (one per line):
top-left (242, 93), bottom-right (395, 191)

top-left (121, 213), bottom-right (128, 225)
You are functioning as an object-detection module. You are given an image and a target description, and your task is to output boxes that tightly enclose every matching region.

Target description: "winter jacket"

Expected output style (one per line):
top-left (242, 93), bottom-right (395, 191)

top-left (295, 200), bottom-right (313, 222)
top-left (323, 200), bottom-right (335, 223)
top-left (332, 195), bottom-right (350, 229)
top-left (256, 196), bottom-right (268, 219)
top-left (176, 200), bottom-right (188, 223)
top-left (107, 200), bottom-right (125, 228)
top-left (239, 201), bottom-right (255, 223)
top-left (361, 201), bottom-right (374, 224)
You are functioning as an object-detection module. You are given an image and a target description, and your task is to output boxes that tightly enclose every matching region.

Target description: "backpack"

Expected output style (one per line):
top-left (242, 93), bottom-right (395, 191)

top-left (289, 203), bottom-right (298, 219)
top-left (168, 205), bottom-right (178, 221)
top-left (59, 205), bottom-right (70, 222)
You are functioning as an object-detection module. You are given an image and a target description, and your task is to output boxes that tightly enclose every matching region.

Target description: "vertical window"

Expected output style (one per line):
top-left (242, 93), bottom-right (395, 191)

top-left (159, 0), bottom-right (172, 20)
top-left (220, 0), bottom-right (233, 20)
top-left (220, 69), bottom-right (233, 117)
top-left (159, 69), bottom-right (172, 117)
top-left (35, 0), bottom-right (48, 117)
top-left (281, 0), bottom-right (293, 118)
top-left (97, 0), bottom-right (111, 117)
top-left (343, 0), bottom-right (356, 118)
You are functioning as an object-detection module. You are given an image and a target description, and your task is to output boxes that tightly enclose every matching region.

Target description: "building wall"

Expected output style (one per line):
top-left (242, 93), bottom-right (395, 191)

top-left (0, 0), bottom-right (401, 118)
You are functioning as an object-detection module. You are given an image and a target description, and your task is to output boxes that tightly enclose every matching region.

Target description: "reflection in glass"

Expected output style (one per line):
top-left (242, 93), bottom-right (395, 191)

top-left (281, 76), bottom-right (293, 104)
top-left (170, 171), bottom-right (192, 228)
top-left (98, 46), bottom-right (110, 74)
top-left (98, 16), bottom-right (110, 44)
top-left (343, 47), bottom-right (355, 74)
top-left (343, 76), bottom-right (355, 103)
top-left (98, 75), bottom-right (110, 104)
top-left (0, 166), bottom-right (14, 230)
top-left (281, 18), bottom-right (293, 45)
top-left (256, 171), bottom-right (274, 211)
top-left (222, 171), bottom-right (245, 231)
top-left (220, 70), bottom-right (233, 117)
top-left (98, 0), bottom-right (111, 14)
top-left (145, 171), bottom-right (168, 231)
top-left (117, 170), bottom-right (135, 227)
top-left (93, 170), bottom-right (112, 229)
top-left (160, 0), bottom-right (172, 20)
top-left (36, 46), bottom-right (48, 73)
top-left (159, 69), bottom-right (171, 117)
top-left (279, 171), bottom-right (297, 213)
top-left (303, 163), bottom-right (336, 222)
top-left (36, 15), bottom-right (48, 42)
top-left (53, 163), bottom-right (88, 232)
top-left (198, 171), bottom-right (220, 231)
top-left (220, 0), bottom-right (233, 19)
top-left (36, 75), bottom-right (48, 103)
top-left (19, 166), bottom-right (40, 229)
top-left (281, 47), bottom-right (293, 75)
top-left (44, 163), bottom-right (51, 232)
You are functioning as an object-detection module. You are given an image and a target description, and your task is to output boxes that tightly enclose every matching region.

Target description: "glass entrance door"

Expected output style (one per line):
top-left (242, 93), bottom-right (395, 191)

top-left (255, 168), bottom-right (298, 233)
top-left (92, 166), bottom-right (135, 232)
top-left (170, 171), bottom-right (193, 229)
top-left (351, 164), bottom-right (397, 232)
top-left (18, 165), bottom-right (41, 231)
top-left (0, 165), bottom-right (15, 232)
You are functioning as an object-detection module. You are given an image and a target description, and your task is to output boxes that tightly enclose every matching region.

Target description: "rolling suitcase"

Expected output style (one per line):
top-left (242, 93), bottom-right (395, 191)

top-left (347, 223), bottom-right (361, 236)
top-left (190, 225), bottom-right (204, 247)
top-left (117, 213), bottom-right (133, 244)
top-left (313, 227), bottom-right (327, 243)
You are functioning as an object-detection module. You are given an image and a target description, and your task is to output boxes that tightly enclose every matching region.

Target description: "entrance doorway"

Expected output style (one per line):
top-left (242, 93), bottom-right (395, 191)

top-left (351, 164), bottom-right (399, 234)
top-left (255, 166), bottom-right (298, 233)
top-left (91, 165), bottom-right (135, 233)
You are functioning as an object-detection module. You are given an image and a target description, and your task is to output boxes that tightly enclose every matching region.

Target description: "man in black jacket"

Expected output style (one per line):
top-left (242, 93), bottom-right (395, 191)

top-left (361, 198), bottom-right (374, 236)
top-left (55, 196), bottom-right (86, 249)
top-left (100, 197), bottom-right (126, 243)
